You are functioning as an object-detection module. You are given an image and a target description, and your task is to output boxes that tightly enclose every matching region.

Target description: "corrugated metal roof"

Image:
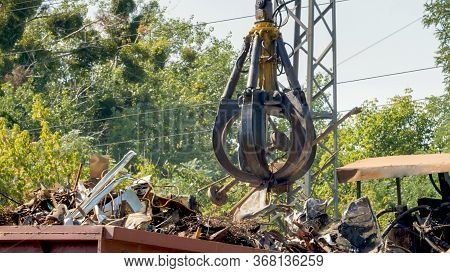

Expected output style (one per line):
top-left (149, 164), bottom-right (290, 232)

top-left (337, 153), bottom-right (450, 183)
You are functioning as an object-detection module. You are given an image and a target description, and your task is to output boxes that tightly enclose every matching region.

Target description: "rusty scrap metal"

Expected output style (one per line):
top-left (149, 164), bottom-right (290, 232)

top-left (2, 153), bottom-right (449, 253)
top-left (339, 197), bottom-right (382, 253)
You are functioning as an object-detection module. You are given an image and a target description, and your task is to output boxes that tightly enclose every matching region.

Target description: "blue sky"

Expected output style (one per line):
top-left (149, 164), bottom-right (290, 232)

top-left (162, 0), bottom-right (445, 111)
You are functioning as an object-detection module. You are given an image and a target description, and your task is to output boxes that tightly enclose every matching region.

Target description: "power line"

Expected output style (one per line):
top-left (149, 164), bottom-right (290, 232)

top-left (94, 129), bottom-right (212, 147)
top-left (338, 16), bottom-right (423, 65)
top-left (4, 0), bottom-right (350, 57)
top-left (337, 66), bottom-right (440, 85)
top-left (6, 0), bottom-right (66, 13)
top-left (194, 15), bottom-right (253, 26)
top-left (337, 95), bottom-right (445, 113)
top-left (24, 65), bottom-right (441, 133)
top-left (27, 102), bottom-right (216, 132)
top-left (95, 94), bottom-right (444, 148)
top-left (192, 0), bottom-right (350, 26)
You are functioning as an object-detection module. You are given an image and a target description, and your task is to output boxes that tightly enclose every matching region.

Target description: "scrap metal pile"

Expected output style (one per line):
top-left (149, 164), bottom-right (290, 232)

top-left (1, 150), bottom-right (449, 253)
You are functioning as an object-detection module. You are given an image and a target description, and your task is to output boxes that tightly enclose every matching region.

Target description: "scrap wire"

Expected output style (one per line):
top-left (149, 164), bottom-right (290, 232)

top-left (150, 185), bottom-right (181, 209)
top-left (0, 191), bottom-right (21, 205)
top-left (197, 176), bottom-right (231, 193)
top-left (72, 163), bottom-right (83, 192)
top-left (413, 222), bottom-right (447, 253)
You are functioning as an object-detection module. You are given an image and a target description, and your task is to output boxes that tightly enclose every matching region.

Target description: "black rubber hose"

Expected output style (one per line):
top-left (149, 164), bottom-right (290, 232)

top-left (376, 207), bottom-right (397, 219)
top-left (381, 205), bottom-right (432, 238)
top-left (272, 0), bottom-right (296, 18)
top-left (429, 174), bottom-right (443, 196)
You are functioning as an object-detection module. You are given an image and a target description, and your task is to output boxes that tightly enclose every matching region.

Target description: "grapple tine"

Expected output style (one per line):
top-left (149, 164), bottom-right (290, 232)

top-left (239, 90), bottom-right (270, 178)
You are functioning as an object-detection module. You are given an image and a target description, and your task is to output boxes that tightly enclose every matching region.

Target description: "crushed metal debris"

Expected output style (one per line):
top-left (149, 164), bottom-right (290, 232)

top-left (1, 151), bottom-right (449, 253)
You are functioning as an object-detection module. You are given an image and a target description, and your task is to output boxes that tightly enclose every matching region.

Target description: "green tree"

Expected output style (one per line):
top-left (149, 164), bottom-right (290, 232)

top-left (423, 0), bottom-right (450, 89)
top-left (0, 0), bottom-right (239, 208)
top-left (313, 90), bottom-right (445, 220)
top-left (425, 91), bottom-right (450, 152)
top-left (0, 0), bottom-right (236, 170)
top-left (0, 96), bottom-right (92, 206)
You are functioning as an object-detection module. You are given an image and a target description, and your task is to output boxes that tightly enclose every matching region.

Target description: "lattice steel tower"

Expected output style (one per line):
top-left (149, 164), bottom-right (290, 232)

top-left (282, 0), bottom-right (339, 217)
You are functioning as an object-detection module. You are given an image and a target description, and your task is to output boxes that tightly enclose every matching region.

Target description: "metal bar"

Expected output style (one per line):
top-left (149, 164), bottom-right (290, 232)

top-left (356, 181), bottom-right (361, 199)
top-left (222, 37), bottom-right (251, 99)
top-left (292, 3), bottom-right (333, 54)
top-left (217, 179), bottom-right (238, 196)
top-left (286, 8), bottom-right (308, 32)
top-left (323, 91), bottom-right (333, 109)
top-left (69, 176), bottom-right (130, 221)
top-left (313, 107), bottom-right (362, 145)
top-left (312, 111), bottom-right (333, 119)
top-left (314, 2), bottom-right (333, 35)
top-left (331, 0), bottom-right (339, 218)
top-left (315, 41), bottom-right (333, 65)
top-left (312, 80), bottom-right (333, 101)
top-left (300, 47), bottom-right (333, 76)
top-left (304, 0), bottom-right (315, 197)
top-left (247, 35), bottom-right (262, 89)
top-left (229, 187), bottom-right (259, 215)
top-left (356, 181), bottom-right (362, 199)
top-left (289, 0), bottom-right (302, 205)
top-left (293, 0), bottom-right (302, 76)
top-left (91, 151), bottom-right (136, 194)
top-left (318, 142), bottom-right (333, 155)
top-left (396, 177), bottom-right (402, 205)
top-left (312, 151), bottom-right (338, 179)
top-left (68, 151), bottom-right (137, 221)
top-left (0, 190), bottom-right (20, 205)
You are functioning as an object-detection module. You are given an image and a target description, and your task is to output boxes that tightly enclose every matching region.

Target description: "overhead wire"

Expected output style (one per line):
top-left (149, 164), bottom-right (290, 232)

top-left (94, 129), bottom-right (212, 147)
top-left (26, 102), bottom-right (216, 132)
top-left (337, 95), bottom-right (444, 114)
top-left (338, 16), bottom-right (423, 65)
top-left (23, 66), bottom-right (442, 134)
top-left (3, 0), bottom-right (353, 57)
top-left (3, 0), bottom-right (445, 147)
top-left (337, 66), bottom-right (440, 85)
top-left (93, 93), bottom-right (442, 148)
top-left (5, 0), bottom-right (66, 13)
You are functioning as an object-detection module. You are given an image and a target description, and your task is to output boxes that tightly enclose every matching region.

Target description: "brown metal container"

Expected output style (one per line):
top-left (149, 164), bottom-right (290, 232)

top-left (0, 226), bottom-right (265, 253)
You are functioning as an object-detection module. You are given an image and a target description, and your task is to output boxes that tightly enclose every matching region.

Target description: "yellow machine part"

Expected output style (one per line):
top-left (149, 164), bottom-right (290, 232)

top-left (249, 22), bottom-right (280, 93)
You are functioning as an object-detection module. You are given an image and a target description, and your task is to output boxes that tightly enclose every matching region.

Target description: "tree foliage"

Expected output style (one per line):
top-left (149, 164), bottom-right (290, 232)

top-left (0, 97), bottom-right (91, 206)
top-left (0, 0), bottom-right (236, 208)
top-left (424, 0), bottom-right (450, 89)
top-left (313, 90), bottom-right (447, 220)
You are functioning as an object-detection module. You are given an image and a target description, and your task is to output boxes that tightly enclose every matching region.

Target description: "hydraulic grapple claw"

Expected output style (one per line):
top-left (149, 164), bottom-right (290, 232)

top-left (212, 0), bottom-right (316, 192)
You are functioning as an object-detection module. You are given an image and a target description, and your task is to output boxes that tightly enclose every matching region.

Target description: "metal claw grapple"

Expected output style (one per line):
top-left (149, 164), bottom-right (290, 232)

top-left (212, 0), bottom-right (317, 193)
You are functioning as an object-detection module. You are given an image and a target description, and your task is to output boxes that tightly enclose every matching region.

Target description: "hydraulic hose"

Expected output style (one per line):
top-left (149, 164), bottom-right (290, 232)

top-left (381, 205), bottom-right (432, 238)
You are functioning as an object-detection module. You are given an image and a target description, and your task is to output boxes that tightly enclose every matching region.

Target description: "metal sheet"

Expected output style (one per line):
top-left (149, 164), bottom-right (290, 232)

top-left (66, 150), bottom-right (137, 221)
top-left (337, 153), bottom-right (450, 183)
top-left (233, 186), bottom-right (268, 221)
top-left (103, 189), bottom-right (143, 216)
top-left (339, 197), bottom-right (382, 253)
